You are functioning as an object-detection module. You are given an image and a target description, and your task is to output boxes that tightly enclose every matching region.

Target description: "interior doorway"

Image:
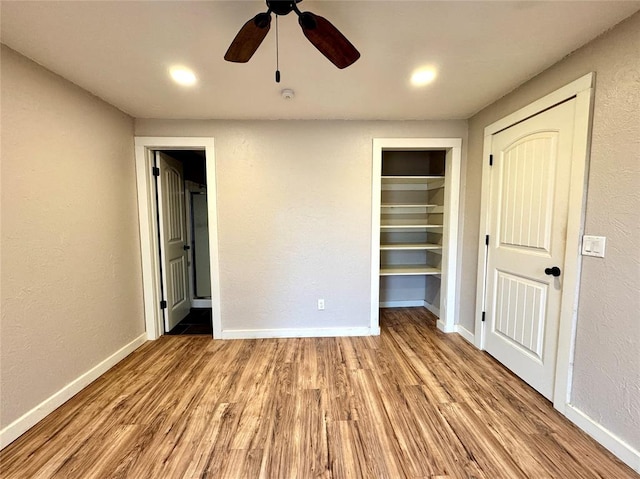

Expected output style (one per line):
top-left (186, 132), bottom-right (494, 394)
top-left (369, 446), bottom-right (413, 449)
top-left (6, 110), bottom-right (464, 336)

top-left (134, 137), bottom-right (221, 340)
top-left (482, 99), bottom-right (576, 400)
top-left (475, 73), bottom-right (594, 412)
top-left (155, 149), bottom-right (213, 336)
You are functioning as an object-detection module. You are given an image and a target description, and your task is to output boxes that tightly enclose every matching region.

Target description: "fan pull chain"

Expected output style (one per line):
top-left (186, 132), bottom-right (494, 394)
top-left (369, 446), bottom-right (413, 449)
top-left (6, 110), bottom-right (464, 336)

top-left (275, 14), bottom-right (281, 83)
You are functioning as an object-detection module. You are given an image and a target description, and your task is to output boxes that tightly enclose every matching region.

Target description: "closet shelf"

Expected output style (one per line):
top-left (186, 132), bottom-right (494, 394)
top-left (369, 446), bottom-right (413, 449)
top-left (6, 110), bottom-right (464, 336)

top-left (381, 176), bottom-right (445, 183)
top-left (381, 203), bottom-right (438, 209)
top-left (380, 219), bottom-right (444, 229)
top-left (381, 176), bottom-right (445, 191)
top-left (380, 243), bottom-right (443, 252)
top-left (380, 265), bottom-right (441, 276)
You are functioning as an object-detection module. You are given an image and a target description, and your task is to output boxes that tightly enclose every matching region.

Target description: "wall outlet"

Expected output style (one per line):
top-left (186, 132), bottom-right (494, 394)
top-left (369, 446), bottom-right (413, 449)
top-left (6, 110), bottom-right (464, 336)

top-left (317, 299), bottom-right (325, 311)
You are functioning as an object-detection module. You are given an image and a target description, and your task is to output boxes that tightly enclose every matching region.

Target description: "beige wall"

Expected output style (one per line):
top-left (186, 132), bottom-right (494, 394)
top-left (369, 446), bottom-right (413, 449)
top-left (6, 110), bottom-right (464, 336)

top-left (135, 120), bottom-right (467, 332)
top-left (0, 46), bottom-right (145, 427)
top-left (462, 12), bottom-right (640, 448)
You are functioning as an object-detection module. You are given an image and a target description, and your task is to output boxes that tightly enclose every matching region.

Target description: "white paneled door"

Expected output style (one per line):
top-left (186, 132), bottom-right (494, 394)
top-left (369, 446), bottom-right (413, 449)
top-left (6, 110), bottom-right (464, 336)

top-left (157, 152), bottom-right (190, 332)
top-left (485, 99), bottom-right (575, 400)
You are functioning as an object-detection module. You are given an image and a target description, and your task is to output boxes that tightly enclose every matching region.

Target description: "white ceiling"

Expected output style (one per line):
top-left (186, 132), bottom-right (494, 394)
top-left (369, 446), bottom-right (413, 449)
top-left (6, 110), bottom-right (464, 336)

top-left (1, 1), bottom-right (638, 120)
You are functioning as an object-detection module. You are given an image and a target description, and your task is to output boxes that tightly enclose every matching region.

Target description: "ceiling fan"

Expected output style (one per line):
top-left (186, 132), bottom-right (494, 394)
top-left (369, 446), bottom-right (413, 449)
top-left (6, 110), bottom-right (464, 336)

top-left (224, 0), bottom-right (360, 70)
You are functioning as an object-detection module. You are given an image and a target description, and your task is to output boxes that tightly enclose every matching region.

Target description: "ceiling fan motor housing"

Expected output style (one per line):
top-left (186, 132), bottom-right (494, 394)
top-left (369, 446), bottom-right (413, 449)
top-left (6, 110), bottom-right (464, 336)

top-left (266, 0), bottom-right (301, 16)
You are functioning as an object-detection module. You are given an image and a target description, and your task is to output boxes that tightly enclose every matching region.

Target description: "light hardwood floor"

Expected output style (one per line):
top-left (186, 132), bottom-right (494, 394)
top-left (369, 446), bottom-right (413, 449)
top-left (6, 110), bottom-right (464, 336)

top-left (1, 308), bottom-right (637, 478)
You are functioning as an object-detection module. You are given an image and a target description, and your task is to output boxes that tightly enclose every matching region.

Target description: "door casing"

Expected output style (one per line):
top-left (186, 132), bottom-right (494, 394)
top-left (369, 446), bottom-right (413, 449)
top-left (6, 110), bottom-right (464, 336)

top-left (185, 181), bottom-right (213, 309)
top-left (135, 137), bottom-right (221, 339)
top-left (475, 73), bottom-right (595, 413)
top-left (371, 138), bottom-right (462, 334)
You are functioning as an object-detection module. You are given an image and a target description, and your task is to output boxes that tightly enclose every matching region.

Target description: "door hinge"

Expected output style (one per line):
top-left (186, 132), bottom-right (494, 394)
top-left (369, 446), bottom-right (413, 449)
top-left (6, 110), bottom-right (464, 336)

top-left (160, 300), bottom-right (167, 310)
top-left (152, 166), bottom-right (160, 177)
top-left (485, 234), bottom-right (490, 246)
top-left (482, 311), bottom-right (486, 322)
top-left (489, 154), bottom-right (493, 166)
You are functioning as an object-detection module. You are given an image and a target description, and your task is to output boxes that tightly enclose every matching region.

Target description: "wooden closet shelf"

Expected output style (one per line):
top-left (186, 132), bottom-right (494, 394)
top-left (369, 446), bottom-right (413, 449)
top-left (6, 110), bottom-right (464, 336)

top-left (380, 243), bottom-right (443, 251)
top-left (380, 265), bottom-right (441, 276)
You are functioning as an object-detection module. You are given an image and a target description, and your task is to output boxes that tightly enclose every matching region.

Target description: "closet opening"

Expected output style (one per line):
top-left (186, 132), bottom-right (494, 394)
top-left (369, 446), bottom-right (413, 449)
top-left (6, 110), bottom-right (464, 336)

top-left (371, 138), bottom-right (461, 334)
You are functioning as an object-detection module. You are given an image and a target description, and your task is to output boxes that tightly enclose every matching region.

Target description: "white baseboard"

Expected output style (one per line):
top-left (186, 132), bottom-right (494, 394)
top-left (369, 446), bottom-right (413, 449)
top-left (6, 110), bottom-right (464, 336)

top-left (221, 327), bottom-right (377, 340)
top-left (423, 301), bottom-right (440, 318)
top-left (455, 324), bottom-right (475, 345)
top-left (0, 333), bottom-right (147, 450)
top-left (379, 300), bottom-right (424, 308)
top-left (563, 404), bottom-right (640, 473)
top-left (191, 299), bottom-right (211, 308)
top-left (437, 320), bottom-right (455, 333)
top-left (379, 301), bottom-right (441, 317)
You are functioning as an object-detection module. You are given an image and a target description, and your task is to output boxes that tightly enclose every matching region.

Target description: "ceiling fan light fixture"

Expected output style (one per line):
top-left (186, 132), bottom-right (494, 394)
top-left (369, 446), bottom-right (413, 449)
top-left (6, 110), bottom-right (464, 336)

top-left (170, 66), bottom-right (197, 86)
top-left (411, 67), bottom-right (437, 87)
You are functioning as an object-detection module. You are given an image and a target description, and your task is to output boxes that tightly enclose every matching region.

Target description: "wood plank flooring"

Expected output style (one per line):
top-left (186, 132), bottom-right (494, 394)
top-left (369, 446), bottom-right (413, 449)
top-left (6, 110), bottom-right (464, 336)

top-left (1, 308), bottom-right (637, 478)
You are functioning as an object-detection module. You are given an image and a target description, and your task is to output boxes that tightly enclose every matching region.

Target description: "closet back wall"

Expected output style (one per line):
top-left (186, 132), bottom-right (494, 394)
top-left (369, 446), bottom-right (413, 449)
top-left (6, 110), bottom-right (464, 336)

top-left (135, 120), bottom-right (467, 333)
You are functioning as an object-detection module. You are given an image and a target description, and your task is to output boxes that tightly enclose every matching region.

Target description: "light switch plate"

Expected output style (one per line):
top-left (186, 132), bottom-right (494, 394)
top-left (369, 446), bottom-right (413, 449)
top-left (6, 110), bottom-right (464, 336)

top-left (582, 235), bottom-right (606, 258)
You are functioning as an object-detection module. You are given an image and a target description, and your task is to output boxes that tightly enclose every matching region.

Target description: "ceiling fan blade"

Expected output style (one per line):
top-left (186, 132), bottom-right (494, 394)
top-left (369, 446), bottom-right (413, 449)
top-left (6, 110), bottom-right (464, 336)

top-left (224, 13), bottom-right (272, 63)
top-left (299, 12), bottom-right (360, 69)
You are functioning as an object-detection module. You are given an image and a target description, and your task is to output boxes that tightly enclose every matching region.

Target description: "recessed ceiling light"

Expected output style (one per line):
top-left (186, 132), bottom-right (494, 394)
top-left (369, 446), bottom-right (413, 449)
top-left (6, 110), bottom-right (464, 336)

top-left (411, 67), bottom-right (437, 87)
top-left (170, 67), bottom-right (197, 86)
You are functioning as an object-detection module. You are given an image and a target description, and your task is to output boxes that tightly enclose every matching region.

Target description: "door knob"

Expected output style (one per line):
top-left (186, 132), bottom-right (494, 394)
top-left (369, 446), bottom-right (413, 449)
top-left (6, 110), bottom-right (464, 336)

top-left (544, 266), bottom-right (561, 277)
top-left (183, 244), bottom-right (191, 251)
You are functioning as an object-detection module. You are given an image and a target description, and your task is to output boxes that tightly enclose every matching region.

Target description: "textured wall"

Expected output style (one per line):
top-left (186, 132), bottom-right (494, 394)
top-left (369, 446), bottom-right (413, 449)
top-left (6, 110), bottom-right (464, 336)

top-left (135, 120), bottom-right (467, 332)
top-left (462, 12), bottom-right (640, 449)
top-left (0, 46), bottom-right (145, 427)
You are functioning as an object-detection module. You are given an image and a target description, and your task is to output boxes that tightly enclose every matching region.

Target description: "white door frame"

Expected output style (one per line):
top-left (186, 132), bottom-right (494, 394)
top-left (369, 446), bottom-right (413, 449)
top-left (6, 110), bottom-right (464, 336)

top-left (474, 73), bottom-right (595, 412)
top-left (134, 137), bottom-right (222, 339)
top-left (371, 138), bottom-right (462, 334)
top-left (185, 181), bottom-right (213, 309)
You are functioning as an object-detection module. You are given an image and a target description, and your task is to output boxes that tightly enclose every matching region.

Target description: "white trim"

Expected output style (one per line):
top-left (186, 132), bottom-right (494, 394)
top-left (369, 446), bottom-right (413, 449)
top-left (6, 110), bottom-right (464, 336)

top-left (191, 299), bottom-right (212, 308)
top-left (423, 300), bottom-right (442, 321)
top-left (455, 324), bottom-right (475, 345)
top-left (134, 142), bottom-right (161, 339)
top-left (564, 405), bottom-right (640, 474)
top-left (440, 142), bottom-right (461, 331)
top-left (379, 300), bottom-right (425, 308)
top-left (185, 182), bottom-right (213, 309)
top-left (553, 86), bottom-right (594, 411)
top-left (221, 327), bottom-right (377, 340)
top-left (485, 73), bottom-right (594, 135)
top-left (134, 137), bottom-right (222, 339)
top-left (371, 138), bottom-right (462, 335)
top-left (370, 139), bottom-right (383, 332)
top-left (185, 181), bottom-right (196, 305)
top-left (0, 334), bottom-right (146, 449)
top-left (474, 133), bottom-right (494, 348)
top-left (474, 74), bottom-right (594, 412)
